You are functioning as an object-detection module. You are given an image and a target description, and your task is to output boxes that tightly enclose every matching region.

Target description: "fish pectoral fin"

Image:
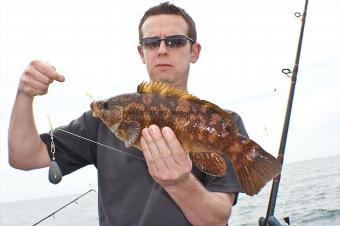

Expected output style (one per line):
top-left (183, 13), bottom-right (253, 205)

top-left (189, 152), bottom-right (227, 176)
top-left (122, 120), bottom-right (141, 148)
top-left (110, 122), bottom-right (121, 134)
top-left (106, 106), bottom-right (124, 133)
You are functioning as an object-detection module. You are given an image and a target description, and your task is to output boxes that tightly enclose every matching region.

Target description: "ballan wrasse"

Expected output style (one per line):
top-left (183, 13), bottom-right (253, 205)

top-left (90, 81), bottom-right (281, 195)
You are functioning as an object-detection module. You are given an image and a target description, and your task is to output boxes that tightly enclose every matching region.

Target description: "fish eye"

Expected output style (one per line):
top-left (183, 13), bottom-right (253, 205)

top-left (102, 102), bottom-right (109, 110)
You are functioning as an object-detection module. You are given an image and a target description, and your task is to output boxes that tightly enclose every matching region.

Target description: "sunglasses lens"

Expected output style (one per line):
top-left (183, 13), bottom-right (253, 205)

top-left (165, 36), bottom-right (188, 48)
top-left (142, 38), bottom-right (161, 49)
top-left (141, 35), bottom-right (191, 49)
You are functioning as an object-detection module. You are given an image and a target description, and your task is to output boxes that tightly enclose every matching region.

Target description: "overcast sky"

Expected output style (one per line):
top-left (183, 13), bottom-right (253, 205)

top-left (1, 0), bottom-right (339, 203)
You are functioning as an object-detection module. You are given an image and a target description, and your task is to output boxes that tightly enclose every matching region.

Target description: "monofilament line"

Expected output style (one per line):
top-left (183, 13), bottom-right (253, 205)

top-left (55, 128), bottom-right (145, 161)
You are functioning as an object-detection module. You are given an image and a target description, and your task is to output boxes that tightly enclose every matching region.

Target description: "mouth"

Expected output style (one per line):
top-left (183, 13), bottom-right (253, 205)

top-left (156, 63), bottom-right (172, 68)
top-left (90, 101), bottom-right (100, 117)
top-left (93, 111), bottom-right (99, 117)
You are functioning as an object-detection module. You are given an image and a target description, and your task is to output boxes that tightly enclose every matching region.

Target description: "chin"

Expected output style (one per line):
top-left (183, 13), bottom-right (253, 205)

top-left (151, 75), bottom-right (174, 84)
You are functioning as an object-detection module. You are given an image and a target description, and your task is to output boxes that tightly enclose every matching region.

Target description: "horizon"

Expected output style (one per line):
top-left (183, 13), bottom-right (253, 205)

top-left (2, 155), bottom-right (339, 225)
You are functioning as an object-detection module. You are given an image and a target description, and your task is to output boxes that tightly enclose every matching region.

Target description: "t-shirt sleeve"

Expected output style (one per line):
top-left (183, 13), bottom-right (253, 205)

top-left (201, 111), bottom-right (249, 205)
top-left (40, 110), bottom-right (100, 176)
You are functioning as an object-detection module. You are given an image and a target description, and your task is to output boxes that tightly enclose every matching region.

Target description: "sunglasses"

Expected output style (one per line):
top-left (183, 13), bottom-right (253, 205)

top-left (139, 35), bottom-right (194, 49)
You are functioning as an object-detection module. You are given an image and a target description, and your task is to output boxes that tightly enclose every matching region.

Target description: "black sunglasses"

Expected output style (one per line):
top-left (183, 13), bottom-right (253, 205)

top-left (139, 35), bottom-right (194, 49)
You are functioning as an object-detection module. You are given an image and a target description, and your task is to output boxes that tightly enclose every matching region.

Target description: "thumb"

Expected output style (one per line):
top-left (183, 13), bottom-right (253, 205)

top-left (58, 75), bottom-right (65, 82)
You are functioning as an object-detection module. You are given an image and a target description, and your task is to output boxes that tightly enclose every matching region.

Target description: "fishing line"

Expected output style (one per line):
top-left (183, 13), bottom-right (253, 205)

top-left (55, 128), bottom-right (146, 161)
top-left (47, 114), bottom-right (63, 184)
top-left (46, 112), bottom-right (145, 184)
top-left (51, 92), bottom-right (145, 161)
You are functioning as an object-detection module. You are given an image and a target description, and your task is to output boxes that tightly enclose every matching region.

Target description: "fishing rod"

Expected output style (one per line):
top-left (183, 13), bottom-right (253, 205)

top-left (260, 0), bottom-right (309, 225)
top-left (32, 189), bottom-right (96, 226)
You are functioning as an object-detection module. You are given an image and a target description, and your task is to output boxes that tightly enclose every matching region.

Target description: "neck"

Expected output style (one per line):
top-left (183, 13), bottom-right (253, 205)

top-left (173, 83), bottom-right (188, 92)
top-left (169, 83), bottom-right (188, 92)
top-left (151, 79), bottom-right (188, 92)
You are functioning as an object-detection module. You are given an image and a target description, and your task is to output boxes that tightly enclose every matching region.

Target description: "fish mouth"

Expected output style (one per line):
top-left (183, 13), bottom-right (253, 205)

top-left (90, 101), bottom-right (100, 118)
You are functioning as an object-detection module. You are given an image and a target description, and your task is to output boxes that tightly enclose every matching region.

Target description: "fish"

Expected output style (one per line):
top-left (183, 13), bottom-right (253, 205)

top-left (90, 81), bottom-right (281, 196)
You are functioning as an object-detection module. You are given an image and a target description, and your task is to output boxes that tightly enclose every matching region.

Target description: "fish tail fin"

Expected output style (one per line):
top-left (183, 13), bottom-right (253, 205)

top-left (229, 135), bottom-right (282, 196)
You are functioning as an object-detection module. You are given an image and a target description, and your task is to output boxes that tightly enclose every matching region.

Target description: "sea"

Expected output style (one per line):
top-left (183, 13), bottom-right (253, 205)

top-left (1, 155), bottom-right (339, 226)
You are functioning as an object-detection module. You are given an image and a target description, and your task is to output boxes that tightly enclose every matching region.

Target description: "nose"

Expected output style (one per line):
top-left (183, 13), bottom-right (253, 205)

top-left (157, 40), bottom-right (168, 56)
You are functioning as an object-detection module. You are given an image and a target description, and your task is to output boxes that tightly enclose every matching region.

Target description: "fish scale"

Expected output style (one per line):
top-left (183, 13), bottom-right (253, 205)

top-left (90, 81), bottom-right (282, 196)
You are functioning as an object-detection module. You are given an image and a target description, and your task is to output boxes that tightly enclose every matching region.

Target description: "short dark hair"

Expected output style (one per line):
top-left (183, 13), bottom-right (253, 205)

top-left (138, 2), bottom-right (197, 43)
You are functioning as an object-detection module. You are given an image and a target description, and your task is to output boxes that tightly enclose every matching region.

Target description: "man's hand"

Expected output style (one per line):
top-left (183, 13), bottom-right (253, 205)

top-left (19, 60), bottom-right (65, 98)
top-left (8, 60), bottom-right (64, 170)
top-left (141, 125), bottom-right (234, 226)
top-left (141, 125), bottom-right (193, 187)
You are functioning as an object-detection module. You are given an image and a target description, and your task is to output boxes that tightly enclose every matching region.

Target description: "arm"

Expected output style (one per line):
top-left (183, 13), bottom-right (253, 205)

top-left (163, 174), bottom-right (235, 226)
top-left (141, 125), bottom-right (234, 226)
top-left (8, 60), bottom-right (65, 170)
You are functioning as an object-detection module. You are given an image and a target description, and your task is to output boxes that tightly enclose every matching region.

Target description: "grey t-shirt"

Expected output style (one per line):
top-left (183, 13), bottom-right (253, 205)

top-left (41, 110), bottom-right (248, 226)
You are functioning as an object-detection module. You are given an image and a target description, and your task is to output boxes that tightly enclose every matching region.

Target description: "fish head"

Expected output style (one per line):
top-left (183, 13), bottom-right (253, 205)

top-left (90, 98), bottom-right (124, 129)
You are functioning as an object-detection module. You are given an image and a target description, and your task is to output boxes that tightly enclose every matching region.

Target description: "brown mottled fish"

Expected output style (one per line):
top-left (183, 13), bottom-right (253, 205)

top-left (90, 81), bottom-right (281, 195)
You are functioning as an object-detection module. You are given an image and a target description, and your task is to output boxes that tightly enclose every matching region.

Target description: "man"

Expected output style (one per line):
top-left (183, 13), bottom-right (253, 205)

top-left (8, 2), bottom-right (247, 226)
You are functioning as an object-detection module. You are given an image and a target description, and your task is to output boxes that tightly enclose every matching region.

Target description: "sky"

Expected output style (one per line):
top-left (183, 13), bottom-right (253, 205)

top-left (1, 0), bottom-right (339, 203)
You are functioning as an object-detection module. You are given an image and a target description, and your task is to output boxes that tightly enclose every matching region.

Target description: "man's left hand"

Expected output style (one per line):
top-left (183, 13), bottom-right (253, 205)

top-left (141, 125), bottom-right (193, 187)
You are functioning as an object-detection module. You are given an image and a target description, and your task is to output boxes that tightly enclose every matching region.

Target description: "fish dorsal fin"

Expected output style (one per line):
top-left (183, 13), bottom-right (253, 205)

top-left (189, 152), bottom-right (227, 176)
top-left (137, 81), bottom-right (235, 123)
top-left (137, 81), bottom-right (198, 101)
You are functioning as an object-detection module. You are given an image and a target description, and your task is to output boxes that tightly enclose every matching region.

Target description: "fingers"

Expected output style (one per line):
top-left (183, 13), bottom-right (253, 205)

top-left (142, 127), bottom-right (169, 174)
top-left (162, 127), bottom-right (190, 165)
top-left (141, 125), bottom-right (192, 185)
top-left (31, 60), bottom-right (65, 82)
top-left (19, 60), bottom-right (65, 97)
top-left (27, 66), bottom-right (53, 85)
top-left (141, 136), bottom-right (158, 175)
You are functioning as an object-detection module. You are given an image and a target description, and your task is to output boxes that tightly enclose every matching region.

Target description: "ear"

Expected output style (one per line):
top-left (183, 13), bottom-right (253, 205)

top-left (137, 45), bottom-right (145, 64)
top-left (190, 43), bottom-right (201, 63)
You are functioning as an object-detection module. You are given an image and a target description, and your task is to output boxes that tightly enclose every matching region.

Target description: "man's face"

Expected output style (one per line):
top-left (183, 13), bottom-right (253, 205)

top-left (138, 14), bottom-right (201, 90)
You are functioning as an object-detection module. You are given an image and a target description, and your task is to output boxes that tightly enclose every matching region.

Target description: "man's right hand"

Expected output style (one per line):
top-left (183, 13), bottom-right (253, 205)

top-left (8, 60), bottom-right (65, 170)
top-left (19, 60), bottom-right (65, 98)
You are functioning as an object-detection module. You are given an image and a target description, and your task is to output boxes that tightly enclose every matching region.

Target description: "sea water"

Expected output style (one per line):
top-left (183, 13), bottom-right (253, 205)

top-left (1, 155), bottom-right (339, 226)
top-left (229, 155), bottom-right (340, 225)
